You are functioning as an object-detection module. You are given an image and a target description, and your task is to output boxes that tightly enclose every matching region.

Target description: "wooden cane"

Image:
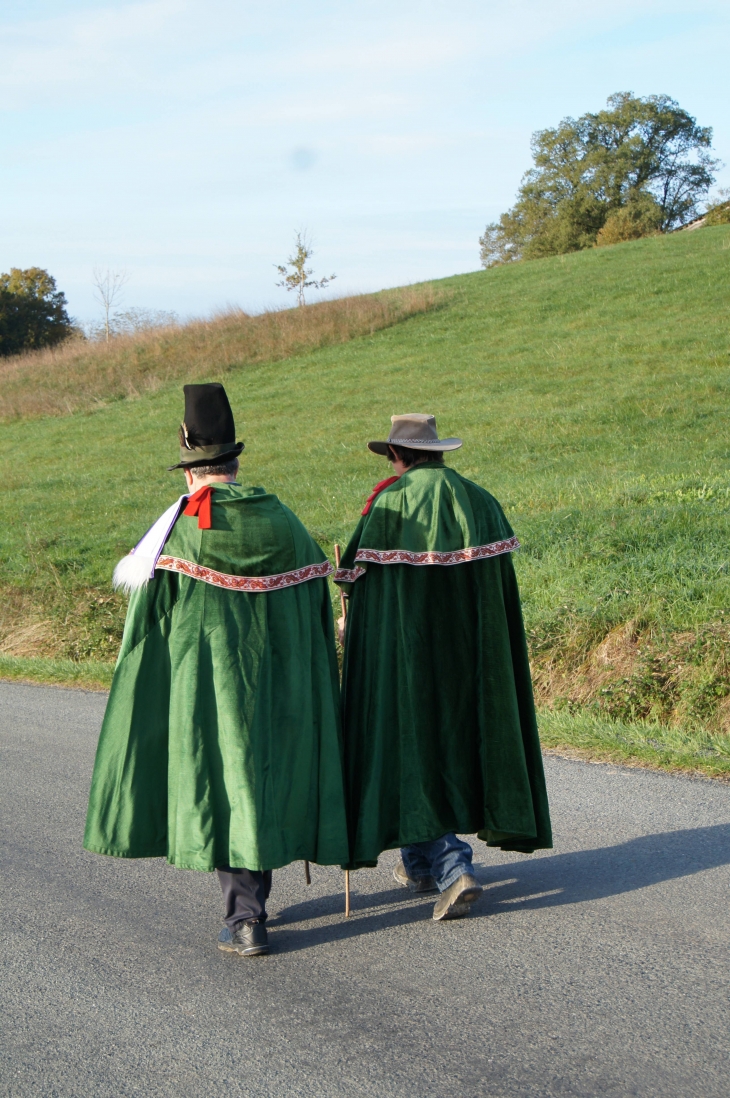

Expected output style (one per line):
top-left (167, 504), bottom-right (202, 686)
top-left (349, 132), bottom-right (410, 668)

top-left (335, 542), bottom-right (352, 918)
top-left (304, 860), bottom-right (311, 885)
top-left (334, 543), bottom-right (347, 621)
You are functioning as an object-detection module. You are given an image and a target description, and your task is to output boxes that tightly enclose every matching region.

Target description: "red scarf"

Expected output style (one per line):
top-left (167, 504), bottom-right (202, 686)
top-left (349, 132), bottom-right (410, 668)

top-left (361, 476), bottom-right (399, 516)
top-left (183, 485), bottom-right (215, 529)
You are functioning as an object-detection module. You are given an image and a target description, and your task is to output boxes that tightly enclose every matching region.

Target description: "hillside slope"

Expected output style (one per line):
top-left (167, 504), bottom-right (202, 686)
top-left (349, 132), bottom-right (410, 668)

top-left (0, 287), bottom-right (436, 419)
top-left (1, 226), bottom-right (730, 749)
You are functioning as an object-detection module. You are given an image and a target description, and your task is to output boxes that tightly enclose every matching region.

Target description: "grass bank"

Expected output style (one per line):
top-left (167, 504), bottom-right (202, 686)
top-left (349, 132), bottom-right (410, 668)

top-left (1, 225), bottom-right (730, 774)
top-left (0, 656), bottom-right (113, 691)
top-left (1, 651), bottom-right (726, 781)
top-left (539, 709), bottom-right (730, 780)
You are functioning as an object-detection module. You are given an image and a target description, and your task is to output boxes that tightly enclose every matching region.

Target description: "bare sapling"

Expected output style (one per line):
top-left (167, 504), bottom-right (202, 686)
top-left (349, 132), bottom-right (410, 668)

top-left (92, 267), bottom-right (129, 342)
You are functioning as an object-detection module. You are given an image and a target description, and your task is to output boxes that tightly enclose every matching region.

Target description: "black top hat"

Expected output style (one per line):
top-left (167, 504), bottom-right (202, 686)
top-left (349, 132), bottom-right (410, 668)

top-left (168, 383), bottom-right (244, 470)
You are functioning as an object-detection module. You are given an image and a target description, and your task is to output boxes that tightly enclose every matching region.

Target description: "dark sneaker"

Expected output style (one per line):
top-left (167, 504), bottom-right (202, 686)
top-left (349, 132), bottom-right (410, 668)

top-left (393, 858), bottom-right (438, 893)
top-left (432, 873), bottom-right (482, 921)
top-left (218, 919), bottom-right (270, 956)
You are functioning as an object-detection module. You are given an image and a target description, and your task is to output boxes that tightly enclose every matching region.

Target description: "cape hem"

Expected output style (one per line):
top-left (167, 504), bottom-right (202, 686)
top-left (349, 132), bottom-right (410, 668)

top-left (83, 843), bottom-right (350, 873)
top-left (83, 843), bottom-right (167, 860)
top-left (344, 817), bottom-right (550, 869)
top-left (353, 536), bottom-right (520, 568)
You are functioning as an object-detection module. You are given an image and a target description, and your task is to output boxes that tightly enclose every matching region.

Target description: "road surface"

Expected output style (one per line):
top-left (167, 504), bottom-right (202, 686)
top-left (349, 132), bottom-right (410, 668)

top-left (1, 681), bottom-right (729, 1097)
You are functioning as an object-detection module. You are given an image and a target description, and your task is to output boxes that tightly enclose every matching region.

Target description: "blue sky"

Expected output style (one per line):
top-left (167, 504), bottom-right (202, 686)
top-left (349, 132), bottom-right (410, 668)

top-left (1, 1), bottom-right (728, 324)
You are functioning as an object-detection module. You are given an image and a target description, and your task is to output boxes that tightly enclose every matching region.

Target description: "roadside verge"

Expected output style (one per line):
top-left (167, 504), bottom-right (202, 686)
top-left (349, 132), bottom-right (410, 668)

top-left (0, 656), bottom-right (113, 692)
top-left (539, 709), bottom-right (730, 781)
top-left (1, 656), bottom-right (728, 780)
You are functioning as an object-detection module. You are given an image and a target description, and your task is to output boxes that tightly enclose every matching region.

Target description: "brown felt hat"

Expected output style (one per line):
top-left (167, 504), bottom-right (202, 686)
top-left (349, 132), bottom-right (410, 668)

top-left (367, 413), bottom-right (462, 456)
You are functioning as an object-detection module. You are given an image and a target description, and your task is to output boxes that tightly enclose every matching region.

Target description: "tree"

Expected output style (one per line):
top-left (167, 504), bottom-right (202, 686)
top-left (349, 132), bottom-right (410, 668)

top-left (92, 267), bottom-right (129, 342)
top-left (0, 267), bottom-right (74, 357)
top-left (275, 232), bottom-right (335, 306)
top-left (480, 93), bottom-right (719, 266)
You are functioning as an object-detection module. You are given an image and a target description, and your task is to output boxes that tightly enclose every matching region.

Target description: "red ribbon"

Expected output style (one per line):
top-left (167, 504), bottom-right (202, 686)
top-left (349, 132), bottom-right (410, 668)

top-left (361, 476), bottom-right (399, 516)
top-left (183, 485), bottom-right (215, 529)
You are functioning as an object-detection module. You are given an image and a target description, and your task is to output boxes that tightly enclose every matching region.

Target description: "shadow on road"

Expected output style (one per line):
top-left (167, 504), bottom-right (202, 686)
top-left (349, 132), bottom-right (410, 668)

top-left (472, 822), bottom-right (730, 912)
top-left (270, 824), bottom-right (730, 952)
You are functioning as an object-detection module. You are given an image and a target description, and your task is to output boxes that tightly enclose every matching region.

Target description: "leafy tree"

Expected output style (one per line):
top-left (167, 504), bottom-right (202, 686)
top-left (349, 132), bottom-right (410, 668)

top-left (480, 93), bottom-right (719, 266)
top-left (0, 267), bottom-right (74, 356)
top-left (275, 231), bottom-right (335, 306)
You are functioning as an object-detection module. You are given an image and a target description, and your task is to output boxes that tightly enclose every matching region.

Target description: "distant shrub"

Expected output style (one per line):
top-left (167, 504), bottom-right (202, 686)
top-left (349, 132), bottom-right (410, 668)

top-left (704, 201), bottom-right (730, 226)
top-left (595, 194), bottom-right (664, 247)
top-left (85, 307), bottom-right (180, 341)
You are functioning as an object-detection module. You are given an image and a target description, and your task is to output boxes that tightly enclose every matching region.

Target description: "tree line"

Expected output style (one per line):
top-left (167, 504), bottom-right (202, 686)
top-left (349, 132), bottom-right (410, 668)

top-left (0, 267), bottom-right (181, 357)
top-left (0, 235), bottom-right (333, 357)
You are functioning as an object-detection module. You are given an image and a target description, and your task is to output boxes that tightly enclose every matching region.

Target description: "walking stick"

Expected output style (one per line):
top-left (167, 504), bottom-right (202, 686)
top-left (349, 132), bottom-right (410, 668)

top-left (334, 543), bottom-right (348, 627)
top-left (335, 543), bottom-right (352, 919)
top-left (304, 860), bottom-right (311, 885)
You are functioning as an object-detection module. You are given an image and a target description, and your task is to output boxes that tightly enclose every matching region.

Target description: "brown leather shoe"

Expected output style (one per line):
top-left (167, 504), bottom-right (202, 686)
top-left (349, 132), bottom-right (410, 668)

top-left (432, 873), bottom-right (482, 921)
top-left (393, 859), bottom-right (438, 893)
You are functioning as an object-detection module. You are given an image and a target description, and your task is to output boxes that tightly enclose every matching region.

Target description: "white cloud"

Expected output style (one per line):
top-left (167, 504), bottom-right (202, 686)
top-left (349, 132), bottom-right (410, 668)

top-left (0, 0), bottom-right (707, 108)
top-left (0, 1), bottom-right (191, 102)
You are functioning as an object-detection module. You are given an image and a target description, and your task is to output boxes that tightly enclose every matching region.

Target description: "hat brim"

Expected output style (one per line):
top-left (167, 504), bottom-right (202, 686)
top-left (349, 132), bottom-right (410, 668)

top-left (367, 438), bottom-right (463, 456)
top-left (168, 441), bottom-right (245, 471)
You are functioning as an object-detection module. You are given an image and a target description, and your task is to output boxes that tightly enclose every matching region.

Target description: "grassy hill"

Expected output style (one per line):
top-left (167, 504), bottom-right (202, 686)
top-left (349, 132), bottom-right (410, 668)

top-left (2, 225), bottom-right (730, 775)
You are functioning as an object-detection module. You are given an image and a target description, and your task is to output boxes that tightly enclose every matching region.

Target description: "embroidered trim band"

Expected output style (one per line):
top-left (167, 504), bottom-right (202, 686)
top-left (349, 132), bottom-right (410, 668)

top-left (157, 556), bottom-right (334, 591)
top-left (333, 566), bottom-right (367, 584)
top-left (353, 535), bottom-right (520, 568)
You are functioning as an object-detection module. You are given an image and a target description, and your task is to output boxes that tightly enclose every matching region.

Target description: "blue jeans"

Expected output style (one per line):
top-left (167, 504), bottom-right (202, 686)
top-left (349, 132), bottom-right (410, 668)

top-left (401, 833), bottom-right (474, 892)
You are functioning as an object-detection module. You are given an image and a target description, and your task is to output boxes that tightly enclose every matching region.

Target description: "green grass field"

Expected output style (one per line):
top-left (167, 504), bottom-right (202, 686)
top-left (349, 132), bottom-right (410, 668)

top-left (2, 225), bottom-right (729, 775)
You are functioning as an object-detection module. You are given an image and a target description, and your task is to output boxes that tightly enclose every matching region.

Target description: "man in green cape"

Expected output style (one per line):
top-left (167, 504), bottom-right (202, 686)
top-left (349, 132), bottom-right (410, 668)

top-left (84, 383), bottom-right (348, 956)
top-left (335, 414), bottom-right (552, 921)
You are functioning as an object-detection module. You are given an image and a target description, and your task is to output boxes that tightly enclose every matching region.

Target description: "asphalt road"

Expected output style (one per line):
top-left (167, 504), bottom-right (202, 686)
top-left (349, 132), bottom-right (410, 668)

top-left (1, 682), bottom-right (729, 1098)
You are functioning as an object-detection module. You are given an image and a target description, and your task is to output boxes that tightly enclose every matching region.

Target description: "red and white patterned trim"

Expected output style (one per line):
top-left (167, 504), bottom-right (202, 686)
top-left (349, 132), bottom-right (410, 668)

top-left (333, 565), bottom-right (367, 584)
top-left (353, 535), bottom-right (520, 568)
top-left (156, 556), bottom-right (333, 591)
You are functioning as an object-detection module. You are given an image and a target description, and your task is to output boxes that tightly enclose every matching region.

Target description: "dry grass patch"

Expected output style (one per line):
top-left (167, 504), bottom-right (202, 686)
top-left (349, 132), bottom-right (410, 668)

top-left (533, 618), bottom-right (730, 734)
top-left (0, 590), bottom-right (56, 659)
top-left (0, 286), bottom-right (440, 421)
top-left (0, 619), bottom-right (56, 659)
top-left (0, 584), bottom-right (125, 664)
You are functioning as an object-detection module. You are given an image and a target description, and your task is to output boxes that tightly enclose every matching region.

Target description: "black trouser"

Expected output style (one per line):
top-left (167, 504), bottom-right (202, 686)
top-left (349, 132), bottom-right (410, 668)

top-left (216, 866), bottom-right (273, 928)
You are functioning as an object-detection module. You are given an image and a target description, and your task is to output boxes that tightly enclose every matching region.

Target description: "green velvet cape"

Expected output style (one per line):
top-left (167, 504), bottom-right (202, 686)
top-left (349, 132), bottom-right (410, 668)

top-left (335, 463), bottom-right (552, 868)
top-left (84, 483), bottom-right (348, 872)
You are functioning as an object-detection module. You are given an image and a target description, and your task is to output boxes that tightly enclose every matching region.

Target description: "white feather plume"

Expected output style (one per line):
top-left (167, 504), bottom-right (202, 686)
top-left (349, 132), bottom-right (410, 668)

top-left (111, 495), bottom-right (188, 595)
top-left (113, 554), bottom-right (156, 594)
